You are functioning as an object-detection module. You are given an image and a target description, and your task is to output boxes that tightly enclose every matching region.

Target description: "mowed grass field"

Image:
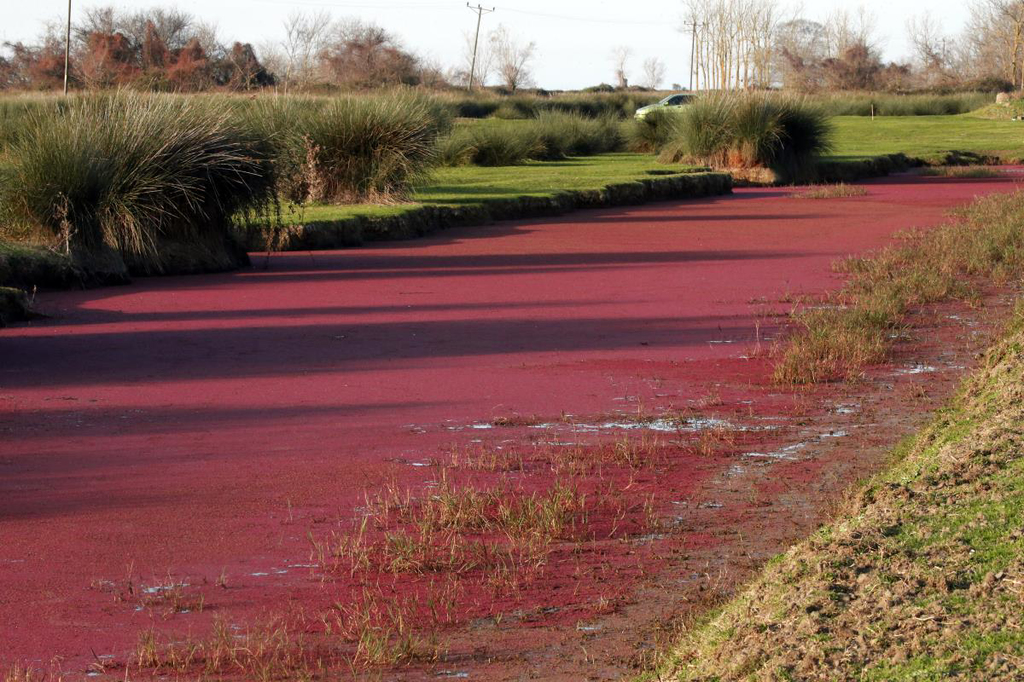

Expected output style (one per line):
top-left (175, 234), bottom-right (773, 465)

top-left (296, 114), bottom-right (1024, 224)
top-left (830, 114), bottom-right (1024, 160)
top-left (291, 152), bottom-right (692, 222)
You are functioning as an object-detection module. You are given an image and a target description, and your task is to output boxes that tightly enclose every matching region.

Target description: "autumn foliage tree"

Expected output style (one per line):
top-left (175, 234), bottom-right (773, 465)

top-left (319, 20), bottom-right (420, 88)
top-left (0, 6), bottom-right (272, 92)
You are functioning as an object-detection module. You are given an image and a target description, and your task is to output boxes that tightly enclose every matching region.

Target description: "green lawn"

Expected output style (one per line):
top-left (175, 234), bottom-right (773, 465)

top-left (294, 114), bottom-right (1024, 226)
top-left (289, 153), bottom-right (693, 223)
top-left (829, 114), bottom-right (1024, 160)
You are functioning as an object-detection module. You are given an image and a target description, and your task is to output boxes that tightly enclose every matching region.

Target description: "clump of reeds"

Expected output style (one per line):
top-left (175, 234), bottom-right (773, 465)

top-left (792, 183), bottom-right (868, 199)
top-left (0, 91), bottom-right (275, 274)
top-left (438, 111), bottom-right (624, 167)
top-left (437, 124), bottom-right (543, 166)
top-left (242, 93), bottom-right (449, 204)
top-left (659, 93), bottom-right (833, 183)
top-left (918, 166), bottom-right (1003, 178)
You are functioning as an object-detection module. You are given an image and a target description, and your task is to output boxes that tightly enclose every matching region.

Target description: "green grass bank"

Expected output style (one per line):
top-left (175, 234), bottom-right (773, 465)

top-left (654, 303), bottom-right (1024, 680)
top-left (649, 193), bottom-right (1024, 680)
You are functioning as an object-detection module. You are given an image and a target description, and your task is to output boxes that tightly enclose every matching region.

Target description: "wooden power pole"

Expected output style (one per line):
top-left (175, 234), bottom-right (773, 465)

top-left (63, 0), bottom-right (72, 95)
top-left (466, 3), bottom-right (495, 90)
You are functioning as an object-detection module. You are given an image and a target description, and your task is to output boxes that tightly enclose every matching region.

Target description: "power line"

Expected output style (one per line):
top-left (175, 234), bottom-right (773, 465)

top-left (491, 6), bottom-right (665, 27)
top-left (251, 0), bottom-right (454, 9)
top-left (249, 0), bottom-right (666, 27)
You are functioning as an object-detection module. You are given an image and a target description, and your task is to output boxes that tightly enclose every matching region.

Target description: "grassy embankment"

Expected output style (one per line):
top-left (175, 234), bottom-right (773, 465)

top-left (654, 303), bottom-right (1024, 680)
top-left (646, 191), bottom-right (1024, 681)
top-left (284, 152), bottom-right (702, 223)
top-left (279, 110), bottom-right (1024, 228)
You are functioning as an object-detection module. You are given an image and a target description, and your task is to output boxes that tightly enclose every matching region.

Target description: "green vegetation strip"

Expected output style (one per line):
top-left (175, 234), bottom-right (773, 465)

top-left (829, 115), bottom-right (1024, 162)
top-left (655, 302), bottom-right (1024, 680)
top-left (244, 155), bottom-right (732, 251)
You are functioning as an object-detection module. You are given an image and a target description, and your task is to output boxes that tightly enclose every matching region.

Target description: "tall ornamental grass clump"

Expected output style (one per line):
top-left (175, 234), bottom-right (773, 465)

top-left (0, 92), bottom-right (276, 274)
top-left (531, 111), bottom-right (623, 159)
top-left (626, 109), bottom-right (683, 153)
top-left (242, 94), bottom-right (449, 204)
top-left (437, 124), bottom-right (543, 166)
top-left (437, 112), bottom-right (623, 167)
top-left (660, 93), bottom-right (832, 182)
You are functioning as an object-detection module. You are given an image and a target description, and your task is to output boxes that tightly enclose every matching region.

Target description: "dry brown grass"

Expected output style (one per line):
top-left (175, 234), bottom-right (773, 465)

top-left (918, 165), bottom-right (1003, 178)
top-left (2, 666), bottom-right (47, 682)
top-left (133, 619), bottom-right (316, 681)
top-left (664, 304), bottom-right (1024, 680)
top-left (791, 182), bottom-right (868, 199)
top-left (774, 190), bottom-right (1024, 384)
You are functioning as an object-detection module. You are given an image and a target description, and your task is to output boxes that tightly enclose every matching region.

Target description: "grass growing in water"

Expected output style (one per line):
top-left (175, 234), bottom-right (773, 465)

top-left (792, 183), bottom-right (868, 199)
top-left (774, 190), bottom-right (1024, 384)
top-left (656, 301), bottom-right (1024, 680)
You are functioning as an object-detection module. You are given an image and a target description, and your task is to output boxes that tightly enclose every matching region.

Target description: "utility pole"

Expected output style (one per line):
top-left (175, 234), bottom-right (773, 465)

top-left (466, 3), bottom-right (494, 90)
top-left (688, 18), bottom-right (697, 91)
top-left (63, 0), bottom-right (72, 95)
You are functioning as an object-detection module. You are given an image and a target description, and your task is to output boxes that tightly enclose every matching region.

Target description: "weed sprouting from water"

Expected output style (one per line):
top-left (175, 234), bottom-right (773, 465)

top-left (774, 190), bottom-right (1024, 383)
top-left (792, 183), bottom-right (868, 199)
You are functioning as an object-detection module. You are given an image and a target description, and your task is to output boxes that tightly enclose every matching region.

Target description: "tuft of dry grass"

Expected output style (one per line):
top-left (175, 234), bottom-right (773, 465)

top-left (2, 665), bottom-right (46, 682)
top-left (791, 182), bottom-right (868, 199)
top-left (918, 165), bottom-right (1003, 178)
top-left (663, 303), bottom-right (1024, 680)
top-left (774, 190), bottom-right (1024, 384)
top-left (134, 619), bottom-right (317, 681)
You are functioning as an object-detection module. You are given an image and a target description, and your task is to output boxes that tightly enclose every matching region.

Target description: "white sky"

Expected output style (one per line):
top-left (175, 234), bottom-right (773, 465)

top-left (3, 1), bottom-right (974, 90)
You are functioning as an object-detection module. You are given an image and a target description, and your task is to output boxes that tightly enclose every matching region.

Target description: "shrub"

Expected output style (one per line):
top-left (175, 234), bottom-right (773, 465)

top-left (531, 111), bottom-right (623, 159)
top-left (241, 93), bottom-right (449, 204)
top-left (438, 124), bottom-right (543, 166)
top-left (449, 98), bottom-right (501, 119)
top-left (660, 93), bottom-right (832, 182)
top-left (0, 92), bottom-right (275, 274)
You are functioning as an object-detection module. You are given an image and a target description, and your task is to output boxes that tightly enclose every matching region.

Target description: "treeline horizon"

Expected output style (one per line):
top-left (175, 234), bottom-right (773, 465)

top-left (3, 2), bottom-right (1023, 95)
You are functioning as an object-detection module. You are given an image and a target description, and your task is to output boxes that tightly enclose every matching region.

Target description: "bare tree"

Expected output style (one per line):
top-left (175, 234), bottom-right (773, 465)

top-left (641, 56), bottom-right (667, 89)
top-left (680, 0), bottom-right (782, 90)
top-left (320, 19), bottom-right (420, 88)
top-left (454, 29), bottom-right (492, 87)
top-left (907, 13), bottom-right (954, 87)
top-left (962, 0), bottom-right (1024, 89)
top-left (610, 45), bottom-right (633, 88)
top-left (489, 25), bottom-right (535, 92)
top-left (280, 10), bottom-right (332, 89)
top-left (822, 7), bottom-right (877, 58)
top-left (775, 18), bottom-right (827, 90)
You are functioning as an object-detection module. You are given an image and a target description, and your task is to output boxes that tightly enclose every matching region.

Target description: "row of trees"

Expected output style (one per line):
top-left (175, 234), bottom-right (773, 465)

top-left (0, 6), bottom-right (540, 93)
top-left (682, 0), bottom-right (1024, 92)
top-left (1, 7), bottom-right (272, 91)
top-left (6, 1), bottom-right (1024, 93)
